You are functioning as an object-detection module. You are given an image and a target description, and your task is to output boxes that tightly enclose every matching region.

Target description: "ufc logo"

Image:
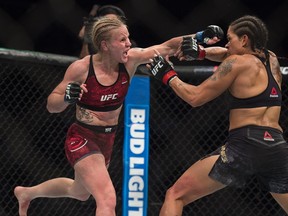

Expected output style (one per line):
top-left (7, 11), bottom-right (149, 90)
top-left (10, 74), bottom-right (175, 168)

top-left (151, 61), bottom-right (163, 76)
top-left (100, 93), bottom-right (118, 101)
top-left (192, 39), bottom-right (198, 51)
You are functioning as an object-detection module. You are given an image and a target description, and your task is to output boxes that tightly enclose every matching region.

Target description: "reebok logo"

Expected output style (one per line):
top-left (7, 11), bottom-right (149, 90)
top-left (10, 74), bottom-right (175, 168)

top-left (264, 131), bottom-right (274, 141)
top-left (270, 87), bottom-right (279, 98)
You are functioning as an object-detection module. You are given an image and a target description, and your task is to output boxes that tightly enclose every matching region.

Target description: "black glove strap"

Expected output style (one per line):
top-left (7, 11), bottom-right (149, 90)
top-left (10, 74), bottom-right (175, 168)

top-left (64, 83), bottom-right (81, 104)
top-left (181, 37), bottom-right (199, 60)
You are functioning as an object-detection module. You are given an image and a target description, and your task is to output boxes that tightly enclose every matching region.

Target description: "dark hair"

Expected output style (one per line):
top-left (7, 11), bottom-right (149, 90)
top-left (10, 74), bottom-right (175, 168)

top-left (97, 5), bottom-right (126, 19)
top-left (229, 15), bottom-right (268, 51)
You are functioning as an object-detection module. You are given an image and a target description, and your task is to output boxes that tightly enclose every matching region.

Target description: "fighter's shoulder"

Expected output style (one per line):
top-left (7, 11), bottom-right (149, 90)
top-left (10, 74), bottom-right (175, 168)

top-left (225, 54), bottom-right (256, 65)
top-left (127, 47), bottom-right (151, 66)
top-left (68, 56), bottom-right (90, 72)
top-left (220, 54), bottom-right (253, 74)
top-left (124, 48), bottom-right (147, 76)
top-left (128, 47), bottom-right (146, 58)
top-left (63, 56), bottom-right (90, 82)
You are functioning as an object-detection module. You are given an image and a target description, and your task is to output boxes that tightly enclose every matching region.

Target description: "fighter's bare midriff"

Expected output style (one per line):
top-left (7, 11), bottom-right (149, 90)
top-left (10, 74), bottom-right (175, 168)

top-left (229, 106), bottom-right (282, 131)
top-left (75, 104), bottom-right (122, 126)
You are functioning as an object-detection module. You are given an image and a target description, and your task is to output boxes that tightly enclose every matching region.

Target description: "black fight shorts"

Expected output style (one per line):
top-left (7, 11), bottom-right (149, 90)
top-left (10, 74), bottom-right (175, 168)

top-left (65, 121), bottom-right (117, 167)
top-left (208, 125), bottom-right (288, 193)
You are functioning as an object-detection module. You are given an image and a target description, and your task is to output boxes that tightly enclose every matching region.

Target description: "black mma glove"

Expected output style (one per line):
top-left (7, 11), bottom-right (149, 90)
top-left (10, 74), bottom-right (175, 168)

top-left (195, 25), bottom-right (224, 44)
top-left (149, 55), bottom-right (178, 86)
top-left (64, 83), bottom-right (82, 104)
top-left (181, 37), bottom-right (206, 61)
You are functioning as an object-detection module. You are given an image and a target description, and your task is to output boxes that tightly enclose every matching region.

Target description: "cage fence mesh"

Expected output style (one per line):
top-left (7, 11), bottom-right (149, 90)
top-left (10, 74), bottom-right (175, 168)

top-left (1, 49), bottom-right (288, 216)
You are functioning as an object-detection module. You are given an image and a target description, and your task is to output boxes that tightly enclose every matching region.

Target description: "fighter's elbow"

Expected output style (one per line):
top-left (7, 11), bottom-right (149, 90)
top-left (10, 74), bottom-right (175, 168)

top-left (46, 104), bottom-right (56, 113)
top-left (187, 96), bottom-right (205, 108)
top-left (46, 102), bottom-right (64, 113)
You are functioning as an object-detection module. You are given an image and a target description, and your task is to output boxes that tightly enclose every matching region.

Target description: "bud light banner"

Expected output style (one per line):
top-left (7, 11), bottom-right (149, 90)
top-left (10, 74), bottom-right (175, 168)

top-left (122, 76), bottom-right (150, 216)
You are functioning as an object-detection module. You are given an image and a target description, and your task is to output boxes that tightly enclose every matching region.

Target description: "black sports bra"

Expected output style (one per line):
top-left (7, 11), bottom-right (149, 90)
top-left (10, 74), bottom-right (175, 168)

top-left (228, 50), bottom-right (282, 109)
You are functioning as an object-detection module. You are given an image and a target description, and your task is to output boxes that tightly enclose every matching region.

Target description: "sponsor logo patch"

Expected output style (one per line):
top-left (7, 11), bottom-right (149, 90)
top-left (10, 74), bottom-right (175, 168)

top-left (264, 131), bottom-right (274, 141)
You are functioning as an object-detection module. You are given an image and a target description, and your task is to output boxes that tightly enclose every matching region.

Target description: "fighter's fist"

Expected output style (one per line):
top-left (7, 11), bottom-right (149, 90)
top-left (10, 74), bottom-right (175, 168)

top-left (181, 37), bottom-right (206, 61)
top-left (148, 55), bottom-right (178, 86)
top-left (195, 25), bottom-right (224, 45)
top-left (64, 83), bottom-right (82, 104)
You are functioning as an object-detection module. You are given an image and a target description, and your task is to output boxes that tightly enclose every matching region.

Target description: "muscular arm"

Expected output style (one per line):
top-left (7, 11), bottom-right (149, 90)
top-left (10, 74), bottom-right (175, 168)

top-left (130, 34), bottom-right (196, 64)
top-left (127, 28), bottom-right (223, 74)
top-left (47, 82), bottom-right (74, 113)
top-left (169, 56), bottom-right (238, 107)
top-left (204, 46), bottom-right (228, 62)
top-left (151, 35), bottom-right (197, 58)
top-left (47, 58), bottom-right (89, 113)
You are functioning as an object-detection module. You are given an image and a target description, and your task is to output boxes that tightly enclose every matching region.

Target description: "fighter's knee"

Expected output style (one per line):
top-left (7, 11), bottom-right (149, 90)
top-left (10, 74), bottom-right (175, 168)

top-left (165, 186), bottom-right (178, 200)
top-left (96, 192), bottom-right (116, 210)
top-left (106, 199), bottom-right (116, 209)
top-left (165, 179), bottom-right (206, 206)
top-left (163, 186), bottom-right (187, 209)
top-left (78, 193), bottom-right (91, 201)
top-left (106, 193), bottom-right (117, 207)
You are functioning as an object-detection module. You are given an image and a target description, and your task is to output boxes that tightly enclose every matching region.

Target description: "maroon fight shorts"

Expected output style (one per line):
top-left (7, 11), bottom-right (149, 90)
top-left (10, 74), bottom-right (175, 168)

top-left (65, 121), bottom-right (118, 167)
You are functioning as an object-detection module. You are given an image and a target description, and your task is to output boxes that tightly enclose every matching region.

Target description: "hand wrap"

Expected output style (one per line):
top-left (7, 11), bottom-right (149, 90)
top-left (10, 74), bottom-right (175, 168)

top-left (195, 25), bottom-right (224, 44)
top-left (181, 37), bottom-right (206, 61)
top-left (148, 55), bottom-right (178, 86)
top-left (64, 83), bottom-right (82, 104)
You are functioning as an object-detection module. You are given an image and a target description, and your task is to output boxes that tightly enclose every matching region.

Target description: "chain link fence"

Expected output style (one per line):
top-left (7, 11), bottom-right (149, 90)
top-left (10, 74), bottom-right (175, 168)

top-left (1, 49), bottom-right (288, 216)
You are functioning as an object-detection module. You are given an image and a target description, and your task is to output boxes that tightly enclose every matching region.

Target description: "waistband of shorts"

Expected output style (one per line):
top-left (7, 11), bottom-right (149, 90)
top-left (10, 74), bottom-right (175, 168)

top-left (75, 120), bottom-right (118, 133)
top-left (229, 124), bottom-right (282, 134)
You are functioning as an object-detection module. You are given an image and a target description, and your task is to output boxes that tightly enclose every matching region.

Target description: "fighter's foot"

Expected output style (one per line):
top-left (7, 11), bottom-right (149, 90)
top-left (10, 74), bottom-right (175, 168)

top-left (14, 186), bottom-right (31, 216)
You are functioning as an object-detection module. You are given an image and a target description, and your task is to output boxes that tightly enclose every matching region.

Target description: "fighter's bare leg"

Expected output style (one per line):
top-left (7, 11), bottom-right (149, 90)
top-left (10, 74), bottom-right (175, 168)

top-left (74, 153), bottom-right (116, 216)
top-left (14, 175), bottom-right (90, 215)
top-left (159, 155), bottom-right (226, 216)
top-left (270, 192), bottom-right (288, 214)
top-left (14, 186), bottom-right (31, 216)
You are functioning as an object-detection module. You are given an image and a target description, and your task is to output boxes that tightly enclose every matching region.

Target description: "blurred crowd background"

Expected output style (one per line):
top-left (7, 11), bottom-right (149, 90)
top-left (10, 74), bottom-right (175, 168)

top-left (0, 0), bottom-right (287, 64)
